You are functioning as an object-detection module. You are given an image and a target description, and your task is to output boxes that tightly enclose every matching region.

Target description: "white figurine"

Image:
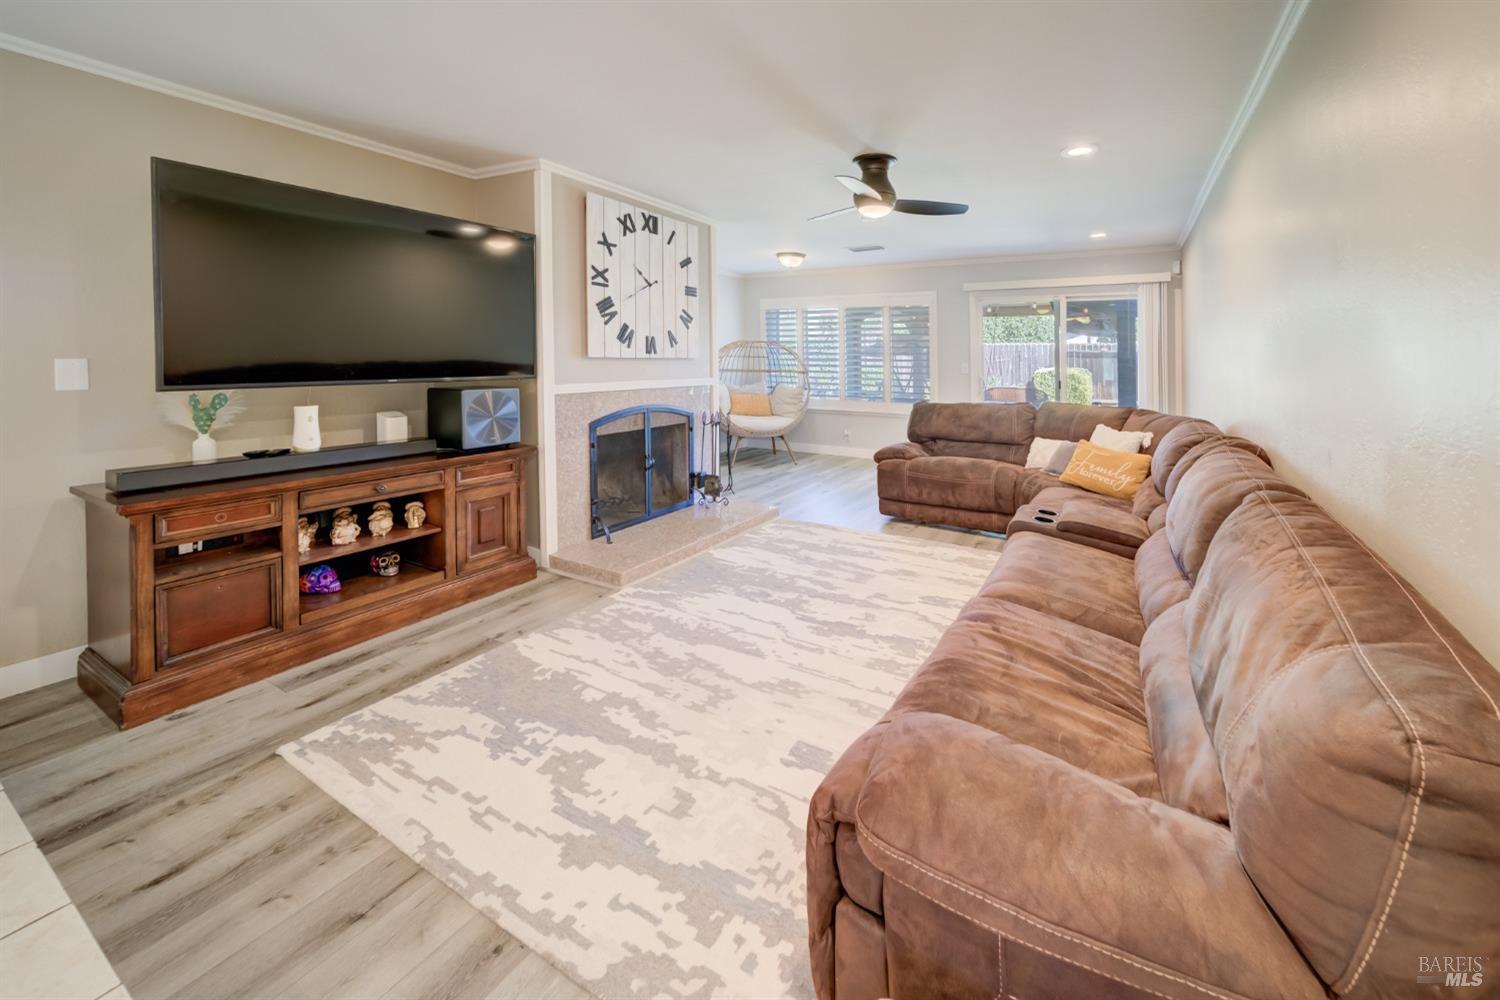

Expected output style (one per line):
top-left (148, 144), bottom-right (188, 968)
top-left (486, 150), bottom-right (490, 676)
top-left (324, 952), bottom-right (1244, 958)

top-left (368, 500), bottom-right (395, 538)
top-left (296, 516), bottom-right (317, 555)
top-left (404, 500), bottom-right (427, 529)
top-left (329, 506), bottom-right (361, 546)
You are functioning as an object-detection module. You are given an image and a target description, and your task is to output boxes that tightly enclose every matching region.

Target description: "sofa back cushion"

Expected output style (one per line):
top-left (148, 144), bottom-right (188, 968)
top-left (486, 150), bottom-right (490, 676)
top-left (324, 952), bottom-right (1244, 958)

top-left (906, 401), bottom-right (1035, 465)
top-left (1165, 445), bottom-right (1306, 581)
top-left (1163, 435), bottom-right (1274, 501)
top-left (1033, 402), bottom-right (1131, 442)
top-left (1186, 491), bottom-right (1500, 995)
top-left (1122, 409), bottom-right (1204, 456)
top-left (1139, 604), bottom-right (1229, 823)
top-left (1148, 420), bottom-right (1221, 490)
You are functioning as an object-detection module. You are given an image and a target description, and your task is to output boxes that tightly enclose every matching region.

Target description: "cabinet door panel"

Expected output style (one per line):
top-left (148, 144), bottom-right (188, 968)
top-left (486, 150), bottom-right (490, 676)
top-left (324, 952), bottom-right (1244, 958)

top-left (155, 560), bottom-right (281, 667)
top-left (458, 483), bottom-right (521, 573)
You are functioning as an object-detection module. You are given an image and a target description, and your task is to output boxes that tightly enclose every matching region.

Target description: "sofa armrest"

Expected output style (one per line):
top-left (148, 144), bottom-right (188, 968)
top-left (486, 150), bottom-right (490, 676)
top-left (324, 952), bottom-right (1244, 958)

top-left (854, 713), bottom-right (1323, 999)
top-left (1055, 498), bottom-right (1150, 549)
top-left (873, 441), bottom-right (928, 462)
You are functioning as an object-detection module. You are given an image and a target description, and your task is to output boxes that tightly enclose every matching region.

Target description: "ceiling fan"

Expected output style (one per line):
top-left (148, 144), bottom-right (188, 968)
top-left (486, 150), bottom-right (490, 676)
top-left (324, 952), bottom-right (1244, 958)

top-left (809, 153), bottom-right (969, 221)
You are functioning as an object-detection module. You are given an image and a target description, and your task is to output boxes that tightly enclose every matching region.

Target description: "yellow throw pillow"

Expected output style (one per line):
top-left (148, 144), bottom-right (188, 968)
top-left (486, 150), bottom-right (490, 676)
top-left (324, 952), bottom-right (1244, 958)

top-left (1059, 439), bottom-right (1153, 500)
top-left (730, 392), bottom-right (773, 417)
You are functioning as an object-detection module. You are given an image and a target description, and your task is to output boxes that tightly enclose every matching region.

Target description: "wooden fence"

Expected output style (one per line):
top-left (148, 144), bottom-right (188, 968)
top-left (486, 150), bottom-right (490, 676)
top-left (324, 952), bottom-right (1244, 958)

top-left (983, 343), bottom-right (1120, 404)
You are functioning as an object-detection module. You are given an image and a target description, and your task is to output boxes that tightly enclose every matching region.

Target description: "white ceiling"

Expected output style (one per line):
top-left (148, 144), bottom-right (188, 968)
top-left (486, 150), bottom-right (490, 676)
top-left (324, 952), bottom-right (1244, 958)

top-left (0, 0), bottom-right (1288, 274)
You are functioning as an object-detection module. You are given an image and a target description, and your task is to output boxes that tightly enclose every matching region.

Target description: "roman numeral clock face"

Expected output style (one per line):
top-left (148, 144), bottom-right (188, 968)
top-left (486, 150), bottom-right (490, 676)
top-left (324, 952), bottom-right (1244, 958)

top-left (585, 191), bottom-right (698, 359)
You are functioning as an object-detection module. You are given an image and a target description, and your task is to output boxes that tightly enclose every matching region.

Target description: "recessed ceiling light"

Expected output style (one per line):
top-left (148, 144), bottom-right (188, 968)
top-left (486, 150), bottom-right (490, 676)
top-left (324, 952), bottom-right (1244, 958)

top-left (1062, 144), bottom-right (1099, 158)
top-left (775, 251), bottom-right (806, 268)
top-left (1089, 231), bottom-right (1108, 239)
top-left (482, 234), bottom-right (518, 254)
top-left (456, 223), bottom-right (486, 237)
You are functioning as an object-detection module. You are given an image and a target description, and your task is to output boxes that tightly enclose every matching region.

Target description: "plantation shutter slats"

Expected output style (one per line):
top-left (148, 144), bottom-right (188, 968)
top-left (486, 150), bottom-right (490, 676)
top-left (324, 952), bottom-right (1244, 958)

top-left (889, 304), bottom-right (932, 403)
top-left (803, 307), bottom-right (840, 399)
top-left (760, 298), bottom-right (932, 405)
top-left (843, 306), bottom-right (886, 402)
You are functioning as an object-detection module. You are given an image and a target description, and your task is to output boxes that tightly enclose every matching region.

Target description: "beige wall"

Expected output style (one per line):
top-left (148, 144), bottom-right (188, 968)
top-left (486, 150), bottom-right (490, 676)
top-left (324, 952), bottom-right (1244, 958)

top-left (550, 173), bottom-right (713, 385)
top-left (1181, 0), bottom-right (1500, 662)
top-left (0, 52), bottom-right (534, 670)
top-left (738, 249), bottom-right (1180, 453)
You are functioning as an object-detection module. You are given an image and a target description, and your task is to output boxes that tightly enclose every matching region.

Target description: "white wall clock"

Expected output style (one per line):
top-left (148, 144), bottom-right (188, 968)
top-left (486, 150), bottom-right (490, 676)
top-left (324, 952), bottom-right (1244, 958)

top-left (585, 191), bottom-right (698, 359)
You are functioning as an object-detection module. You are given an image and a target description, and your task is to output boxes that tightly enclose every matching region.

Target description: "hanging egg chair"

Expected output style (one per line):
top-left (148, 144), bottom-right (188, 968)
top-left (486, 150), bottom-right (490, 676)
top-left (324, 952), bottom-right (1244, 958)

top-left (717, 340), bottom-right (810, 464)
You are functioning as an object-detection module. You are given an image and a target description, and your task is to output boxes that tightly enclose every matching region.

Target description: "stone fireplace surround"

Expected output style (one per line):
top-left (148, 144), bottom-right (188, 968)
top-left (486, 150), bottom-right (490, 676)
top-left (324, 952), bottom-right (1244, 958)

top-left (554, 384), bottom-right (713, 550)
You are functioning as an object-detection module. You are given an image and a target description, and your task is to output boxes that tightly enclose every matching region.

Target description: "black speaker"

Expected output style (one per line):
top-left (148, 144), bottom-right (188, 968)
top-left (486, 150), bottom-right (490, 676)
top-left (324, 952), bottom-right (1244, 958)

top-left (427, 387), bottom-right (522, 450)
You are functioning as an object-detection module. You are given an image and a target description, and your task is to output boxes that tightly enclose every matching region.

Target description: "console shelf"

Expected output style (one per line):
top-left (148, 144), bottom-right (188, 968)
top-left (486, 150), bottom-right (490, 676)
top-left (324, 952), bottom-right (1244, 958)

top-left (70, 445), bottom-right (534, 728)
top-left (298, 523), bottom-right (442, 566)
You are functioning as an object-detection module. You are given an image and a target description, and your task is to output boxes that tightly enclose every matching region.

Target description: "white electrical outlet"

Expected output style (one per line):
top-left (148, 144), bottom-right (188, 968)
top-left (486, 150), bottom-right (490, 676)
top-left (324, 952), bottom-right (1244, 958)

top-left (54, 358), bottom-right (89, 391)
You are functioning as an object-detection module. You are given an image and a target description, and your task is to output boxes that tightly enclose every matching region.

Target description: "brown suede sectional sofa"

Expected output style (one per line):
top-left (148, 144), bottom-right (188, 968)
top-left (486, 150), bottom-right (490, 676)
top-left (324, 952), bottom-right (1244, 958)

top-left (810, 405), bottom-right (1500, 999)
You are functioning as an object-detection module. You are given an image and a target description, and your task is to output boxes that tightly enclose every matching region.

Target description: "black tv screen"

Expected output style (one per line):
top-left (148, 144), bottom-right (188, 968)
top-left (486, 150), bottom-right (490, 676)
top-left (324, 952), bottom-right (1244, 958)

top-left (152, 158), bottom-right (536, 388)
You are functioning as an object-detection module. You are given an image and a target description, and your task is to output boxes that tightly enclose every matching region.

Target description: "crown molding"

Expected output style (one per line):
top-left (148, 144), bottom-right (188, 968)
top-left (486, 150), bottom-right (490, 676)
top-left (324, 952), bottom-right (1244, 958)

top-left (0, 32), bottom-right (523, 179)
top-left (736, 243), bottom-right (1180, 280)
top-left (1177, 0), bottom-right (1309, 246)
top-left (526, 160), bottom-right (716, 227)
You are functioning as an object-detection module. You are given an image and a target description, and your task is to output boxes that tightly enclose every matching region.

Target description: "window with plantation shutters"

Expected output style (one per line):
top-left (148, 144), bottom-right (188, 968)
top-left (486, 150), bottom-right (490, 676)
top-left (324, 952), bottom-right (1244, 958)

top-left (889, 304), bottom-right (932, 403)
top-left (803, 307), bottom-right (840, 399)
top-left (758, 293), bottom-right (935, 408)
top-left (843, 306), bottom-right (886, 402)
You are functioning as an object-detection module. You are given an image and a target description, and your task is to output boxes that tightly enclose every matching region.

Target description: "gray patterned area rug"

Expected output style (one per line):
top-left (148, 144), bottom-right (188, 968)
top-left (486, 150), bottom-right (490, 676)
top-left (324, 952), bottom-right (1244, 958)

top-left (279, 519), bottom-right (998, 999)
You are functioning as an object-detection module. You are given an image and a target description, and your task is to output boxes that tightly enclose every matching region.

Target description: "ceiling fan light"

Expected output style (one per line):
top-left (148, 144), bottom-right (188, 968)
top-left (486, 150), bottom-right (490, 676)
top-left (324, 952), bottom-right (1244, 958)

top-left (775, 251), bottom-right (806, 268)
top-left (855, 195), bottom-right (894, 219)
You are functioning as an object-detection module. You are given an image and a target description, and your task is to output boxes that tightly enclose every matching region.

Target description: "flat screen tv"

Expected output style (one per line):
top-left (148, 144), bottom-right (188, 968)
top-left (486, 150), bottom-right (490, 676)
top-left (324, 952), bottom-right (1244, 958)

top-left (152, 158), bottom-right (536, 389)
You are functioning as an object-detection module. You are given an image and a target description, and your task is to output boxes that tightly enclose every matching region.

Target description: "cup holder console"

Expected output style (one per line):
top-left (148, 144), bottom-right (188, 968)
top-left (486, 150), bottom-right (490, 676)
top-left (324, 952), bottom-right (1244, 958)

top-left (1034, 515), bottom-right (1056, 523)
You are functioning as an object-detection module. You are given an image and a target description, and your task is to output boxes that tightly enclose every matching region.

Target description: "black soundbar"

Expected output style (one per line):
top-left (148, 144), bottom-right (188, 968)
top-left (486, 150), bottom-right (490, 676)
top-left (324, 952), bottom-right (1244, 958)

top-left (106, 439), bottom-right (438, 494)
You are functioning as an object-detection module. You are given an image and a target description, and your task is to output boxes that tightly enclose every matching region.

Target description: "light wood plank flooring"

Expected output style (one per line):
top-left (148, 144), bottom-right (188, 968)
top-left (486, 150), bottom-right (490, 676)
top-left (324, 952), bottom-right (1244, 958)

top-left (0, 449), bottom-right (998, 999)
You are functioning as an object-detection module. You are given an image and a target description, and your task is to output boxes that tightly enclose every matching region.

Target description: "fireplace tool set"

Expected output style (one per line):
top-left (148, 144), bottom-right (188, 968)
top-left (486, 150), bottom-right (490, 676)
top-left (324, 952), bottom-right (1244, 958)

top-left (694, 410), bottom-right (730, 504)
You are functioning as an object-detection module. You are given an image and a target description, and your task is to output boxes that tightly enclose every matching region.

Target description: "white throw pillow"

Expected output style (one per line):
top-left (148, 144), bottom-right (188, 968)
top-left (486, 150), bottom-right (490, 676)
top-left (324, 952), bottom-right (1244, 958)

top-left (1089, 425), bottom-right (1154, 454)
top-left (769, 383), bottom-right (805, 417)
top-left (1024, 436), bottom-right (1070, 470)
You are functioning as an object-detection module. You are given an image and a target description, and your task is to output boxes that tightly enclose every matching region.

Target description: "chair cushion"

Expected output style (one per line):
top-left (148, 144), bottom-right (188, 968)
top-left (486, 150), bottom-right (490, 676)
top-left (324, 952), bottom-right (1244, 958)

top-left (977, 532), bottom-right (1145, 644)
top-left (770, 383), bottom-right (805, 416)
top-left (889, 595), bottom-right (1158, 797)
top-left (726, 413), bottom-right (797, 436)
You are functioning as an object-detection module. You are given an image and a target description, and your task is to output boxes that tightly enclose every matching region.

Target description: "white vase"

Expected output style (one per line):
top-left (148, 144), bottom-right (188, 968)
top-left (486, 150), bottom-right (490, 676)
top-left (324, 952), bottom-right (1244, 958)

top-left (292, 405), bottom-right (321, 453)
top-left (191, 432), bottom-right (217, 464)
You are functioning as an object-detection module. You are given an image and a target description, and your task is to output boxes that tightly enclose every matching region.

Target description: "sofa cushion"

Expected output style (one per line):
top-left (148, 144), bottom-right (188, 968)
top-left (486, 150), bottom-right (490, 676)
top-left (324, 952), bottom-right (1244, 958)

top-left (889, 595), bottom-right (1157, 796)
top-left (1131, 478), bottom-right (1165, 522)
top-left (1135, 530), bottom-right (1190, 627)
top-left (881, 456), bottom-right (1022, 513)
top-left (1139, 604), bottom-right (1229, 823)
top-left (1163, 434), bottom-right (1275, 501)
top-left (1027, 482), bottom-right (1128, 512)
top-left (1123, 409), bottom-right (1206, 457)
top-left (976, 532), bottom-right (1145, 644)
top-left (1187, 491), bottom-right (1500, 994)
top-left (1033, 401), bottom-right (1131, 441)
top-left (1148, 419), bottom-right (1221, 489)
top-left (1166, 446), bottom-right (1307, 581)
top-left (1055, 499), bottom-right (1149, 550)
top-left (907, 401), bottom-right (1033, 465)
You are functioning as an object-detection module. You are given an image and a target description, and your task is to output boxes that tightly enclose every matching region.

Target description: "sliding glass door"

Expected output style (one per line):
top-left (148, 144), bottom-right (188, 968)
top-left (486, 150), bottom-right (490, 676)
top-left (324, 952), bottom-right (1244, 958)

top-left (974, 289), bottom-right (1142, 407)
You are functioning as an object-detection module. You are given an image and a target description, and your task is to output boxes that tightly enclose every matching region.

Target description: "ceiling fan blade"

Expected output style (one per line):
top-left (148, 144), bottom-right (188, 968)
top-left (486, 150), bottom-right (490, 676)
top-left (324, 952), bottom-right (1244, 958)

top-left (893, 199), bottom-right (969, 216)
top-left (808, 205), bottom-right (856, 222)
top-left (835, 175), bottom-right (880, 199)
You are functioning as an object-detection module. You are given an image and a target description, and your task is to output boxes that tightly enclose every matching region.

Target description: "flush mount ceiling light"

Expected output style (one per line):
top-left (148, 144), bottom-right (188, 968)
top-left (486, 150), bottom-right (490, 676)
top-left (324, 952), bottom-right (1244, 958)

top-left (1089, 231), bottom-right (1108, 239)
top-left (775, 251), bottom-right (807, 268)
top-left (1062, 144), bottom-right (1099, 158)
top-left (456, 222), bottom-right (486, 237)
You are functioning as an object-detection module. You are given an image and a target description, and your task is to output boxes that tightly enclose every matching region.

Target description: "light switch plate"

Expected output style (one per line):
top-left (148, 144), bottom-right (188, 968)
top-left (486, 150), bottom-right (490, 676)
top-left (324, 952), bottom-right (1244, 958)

top-left (54, 358), bottom-right (89, 391)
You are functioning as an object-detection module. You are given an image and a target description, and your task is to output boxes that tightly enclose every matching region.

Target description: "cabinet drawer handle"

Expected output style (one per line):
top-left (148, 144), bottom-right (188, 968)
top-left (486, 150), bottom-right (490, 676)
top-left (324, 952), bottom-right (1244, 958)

top-left (374, 484), bottom-right (388, 494)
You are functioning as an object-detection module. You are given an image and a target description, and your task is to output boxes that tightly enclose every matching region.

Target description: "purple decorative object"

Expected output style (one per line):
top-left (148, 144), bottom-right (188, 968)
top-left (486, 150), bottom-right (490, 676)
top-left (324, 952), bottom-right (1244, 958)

top-left (299, 563), bottom-right (341, 594)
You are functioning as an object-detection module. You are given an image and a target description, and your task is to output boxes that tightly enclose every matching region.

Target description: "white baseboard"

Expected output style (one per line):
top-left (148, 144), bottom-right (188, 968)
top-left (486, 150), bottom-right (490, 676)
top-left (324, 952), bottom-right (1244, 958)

top-left (737, 439), bottom-right (876, 460)
top-left (0, 645), bottom-right (83, 701)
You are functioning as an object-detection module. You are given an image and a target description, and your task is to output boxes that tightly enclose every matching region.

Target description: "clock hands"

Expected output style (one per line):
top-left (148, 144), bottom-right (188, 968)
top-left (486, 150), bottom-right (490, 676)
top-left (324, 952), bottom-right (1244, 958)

top-left (624, 266), bottom-right (659, 302)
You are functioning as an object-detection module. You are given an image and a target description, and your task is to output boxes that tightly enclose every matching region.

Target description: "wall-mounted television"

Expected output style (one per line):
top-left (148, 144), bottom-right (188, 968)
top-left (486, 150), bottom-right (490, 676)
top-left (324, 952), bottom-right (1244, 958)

top-left (152, 158), bottom-right (536, 389)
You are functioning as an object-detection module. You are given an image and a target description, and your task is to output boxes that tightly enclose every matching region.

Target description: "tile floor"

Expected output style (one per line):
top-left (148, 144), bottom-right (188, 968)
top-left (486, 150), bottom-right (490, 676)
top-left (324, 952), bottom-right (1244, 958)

top-left (0, 781), bottom-right (130, 1000)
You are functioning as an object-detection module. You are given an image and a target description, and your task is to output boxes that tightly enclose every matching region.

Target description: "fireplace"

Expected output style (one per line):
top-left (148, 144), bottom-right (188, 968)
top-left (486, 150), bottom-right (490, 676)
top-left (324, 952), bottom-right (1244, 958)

top-left (589, 406), bottom-right (694, 539)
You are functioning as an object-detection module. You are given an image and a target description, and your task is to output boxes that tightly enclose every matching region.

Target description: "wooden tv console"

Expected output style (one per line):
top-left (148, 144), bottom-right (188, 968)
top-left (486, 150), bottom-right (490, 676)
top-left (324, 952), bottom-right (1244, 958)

top-left (70, 446), bottom-right (535, 728)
